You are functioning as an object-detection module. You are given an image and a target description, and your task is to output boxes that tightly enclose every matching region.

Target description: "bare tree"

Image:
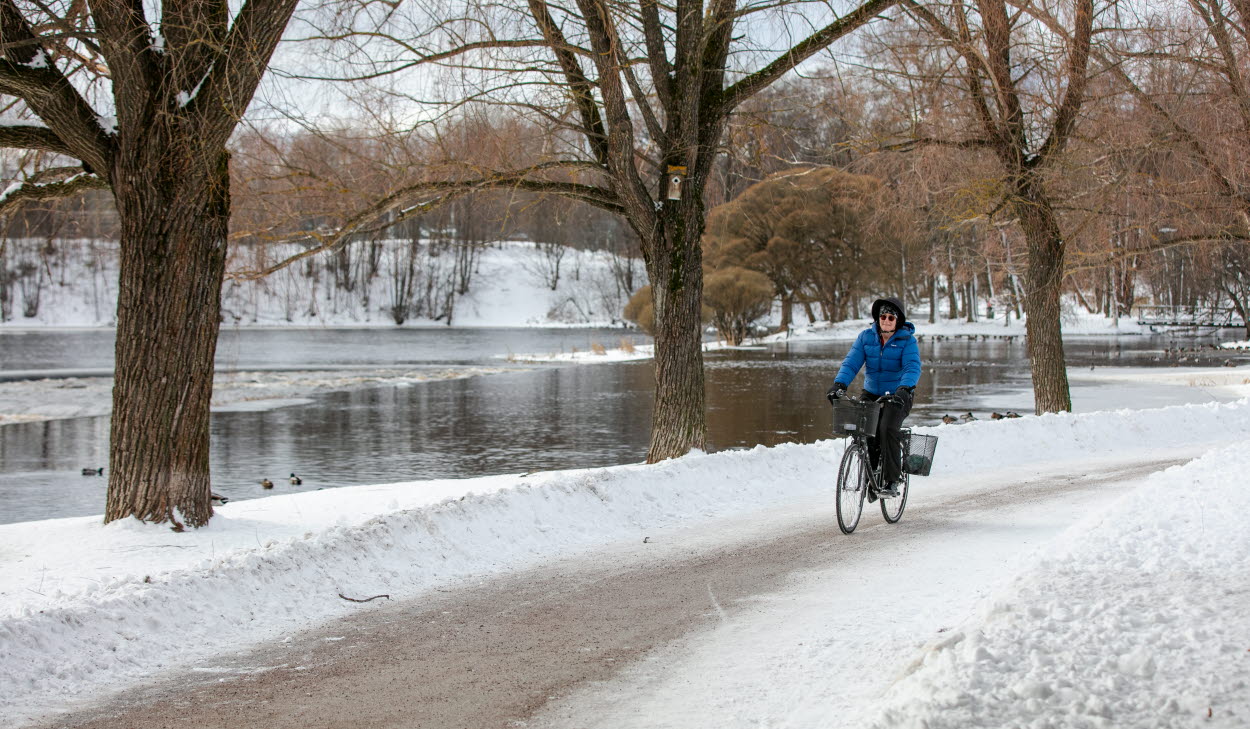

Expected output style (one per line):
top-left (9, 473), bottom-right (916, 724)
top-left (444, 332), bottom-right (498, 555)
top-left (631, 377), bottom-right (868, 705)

top-left (295, 0), bottom-right (901, 461)
top-left (0, 0), bottom-right (298, 527)
top-left (890, 0), bottom-right (1096, 413)
top-left (1081, 2), bottom-right (1250, 310)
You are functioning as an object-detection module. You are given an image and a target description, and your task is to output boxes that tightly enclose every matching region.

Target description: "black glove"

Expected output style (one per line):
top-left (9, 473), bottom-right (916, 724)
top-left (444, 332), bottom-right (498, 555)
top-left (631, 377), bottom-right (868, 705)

top-left (827, 383), bottom-right (848, 402)
top-left (879, 386), bottom-right (914, 407)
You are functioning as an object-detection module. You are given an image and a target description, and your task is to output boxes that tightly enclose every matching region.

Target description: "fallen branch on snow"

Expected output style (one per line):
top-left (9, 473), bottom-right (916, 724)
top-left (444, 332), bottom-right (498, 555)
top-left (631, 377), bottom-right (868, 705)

top-left (338, 592), bottom-right (390, 603)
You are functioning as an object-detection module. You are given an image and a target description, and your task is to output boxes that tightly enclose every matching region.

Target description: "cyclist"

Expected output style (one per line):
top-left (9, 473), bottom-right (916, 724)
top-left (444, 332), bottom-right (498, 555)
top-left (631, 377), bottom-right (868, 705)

top-left (826, 297), bottom-right (922, 500)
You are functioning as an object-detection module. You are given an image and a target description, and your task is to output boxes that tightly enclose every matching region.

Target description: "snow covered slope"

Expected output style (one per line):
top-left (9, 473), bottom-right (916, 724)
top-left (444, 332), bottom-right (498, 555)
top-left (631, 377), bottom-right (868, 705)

top-left (1, 240), bottom-right (641, 328)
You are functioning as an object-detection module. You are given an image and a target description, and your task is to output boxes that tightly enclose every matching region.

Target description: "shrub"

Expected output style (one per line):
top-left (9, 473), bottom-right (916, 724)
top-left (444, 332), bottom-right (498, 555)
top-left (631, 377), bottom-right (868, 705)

top-left (704, 267), bottom-right (774, 345)
top-left (624, 285), bottom-right (655, 335)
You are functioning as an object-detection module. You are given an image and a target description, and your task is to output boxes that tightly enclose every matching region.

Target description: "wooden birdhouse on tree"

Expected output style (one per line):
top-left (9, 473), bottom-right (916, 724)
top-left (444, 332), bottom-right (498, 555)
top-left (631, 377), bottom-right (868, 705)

top-left (666, 166), bottom-right (687, 200)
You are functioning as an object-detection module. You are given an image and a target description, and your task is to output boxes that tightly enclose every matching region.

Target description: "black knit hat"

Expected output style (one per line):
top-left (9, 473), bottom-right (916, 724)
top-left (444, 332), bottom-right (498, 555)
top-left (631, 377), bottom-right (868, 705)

top-left (872, 297), bottom-right (907, 325)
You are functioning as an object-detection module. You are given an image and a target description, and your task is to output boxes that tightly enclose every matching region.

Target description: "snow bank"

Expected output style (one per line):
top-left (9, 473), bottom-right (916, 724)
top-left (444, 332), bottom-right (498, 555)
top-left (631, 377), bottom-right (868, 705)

top-left (2, 399), bottom-right (1250, 724)
top-left (865, 442), bottom-right (1250, 728)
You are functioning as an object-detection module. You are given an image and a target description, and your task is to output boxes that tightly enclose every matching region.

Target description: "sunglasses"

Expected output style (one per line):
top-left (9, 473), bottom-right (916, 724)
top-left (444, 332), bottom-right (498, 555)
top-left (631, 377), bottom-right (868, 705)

top-left (879, 313), bottom-right (897, 322)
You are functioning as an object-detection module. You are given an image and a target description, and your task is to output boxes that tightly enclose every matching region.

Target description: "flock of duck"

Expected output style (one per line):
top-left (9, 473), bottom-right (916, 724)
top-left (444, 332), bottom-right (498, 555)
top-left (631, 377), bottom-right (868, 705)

top-left (940, 411), bottom-right (1021, 425)
top-left (260, 473), bottom-right (302, 489)
top-left (914, 333), bottom-right (1020, 343)
top-left (79, 469), bottom-right (304, 505)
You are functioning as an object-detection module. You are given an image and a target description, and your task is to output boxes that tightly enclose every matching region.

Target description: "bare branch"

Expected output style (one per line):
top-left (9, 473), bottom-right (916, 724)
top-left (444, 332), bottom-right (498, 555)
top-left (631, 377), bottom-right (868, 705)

top-left (1065, 229), bottom-right (1250, 274)
top-left (527, 0), bottom-right (611, 165)
top-left (721, 0), bottom-right (901, 112)
top-left (640, 0), bottom-right (674, 110)
top-left (0, 0), bottom-right (112, 172)
top-left (231, 164), bottom-right (622, 280)
top-left (0, 121), bottom-right (73, 154)
top-left (877, 135), bottom-right (996, 152)
top-left (1030, 0), bottom-right (1093, 167)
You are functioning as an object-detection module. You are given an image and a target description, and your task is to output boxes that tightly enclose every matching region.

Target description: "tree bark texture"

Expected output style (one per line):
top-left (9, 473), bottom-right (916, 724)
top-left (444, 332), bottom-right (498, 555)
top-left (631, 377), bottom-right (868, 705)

top-left (105, 142), bottom-right (229, 528)
top-left (642, 177), bottom-right (713, 461)
top-left (1013, 178), bottom-right (1072, 414)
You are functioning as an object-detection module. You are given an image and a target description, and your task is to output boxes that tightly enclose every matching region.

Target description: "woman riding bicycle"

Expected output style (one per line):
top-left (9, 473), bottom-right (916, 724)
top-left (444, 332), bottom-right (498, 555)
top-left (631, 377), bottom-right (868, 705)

top-left (826, 297), bottom-right (922, 499)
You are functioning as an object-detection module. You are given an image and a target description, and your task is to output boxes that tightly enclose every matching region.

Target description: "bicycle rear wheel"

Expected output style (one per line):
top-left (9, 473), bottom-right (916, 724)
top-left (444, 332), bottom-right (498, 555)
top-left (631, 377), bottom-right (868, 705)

top-left (836, 443), bottom-right (869, 534)
top-left (880, 471), bottom-right (909, 523)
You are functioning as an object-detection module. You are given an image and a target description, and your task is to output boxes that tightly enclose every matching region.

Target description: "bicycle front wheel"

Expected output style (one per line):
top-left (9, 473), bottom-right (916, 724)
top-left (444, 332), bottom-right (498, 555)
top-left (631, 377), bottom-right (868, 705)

top-left (836, 443), bottom-right (869, 534)
top-left (880, 472), bottom-right (910, 523)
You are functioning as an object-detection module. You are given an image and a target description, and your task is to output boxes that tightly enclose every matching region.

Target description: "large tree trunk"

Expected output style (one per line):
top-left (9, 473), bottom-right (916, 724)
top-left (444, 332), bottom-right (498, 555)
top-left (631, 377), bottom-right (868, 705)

top-left (105, 147), bottom-right (229, 529)
top-left (644, 199), bottom-right (708, 462)
top-left (1014, 179), bottom-right (1072, 414)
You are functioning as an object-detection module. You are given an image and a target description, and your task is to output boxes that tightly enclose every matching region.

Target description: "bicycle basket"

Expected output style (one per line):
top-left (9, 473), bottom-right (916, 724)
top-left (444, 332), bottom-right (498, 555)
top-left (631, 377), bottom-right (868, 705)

top-left (902, 431), bottom-right (939, 476)
top-left (830, 398), bottom-right (881, 436)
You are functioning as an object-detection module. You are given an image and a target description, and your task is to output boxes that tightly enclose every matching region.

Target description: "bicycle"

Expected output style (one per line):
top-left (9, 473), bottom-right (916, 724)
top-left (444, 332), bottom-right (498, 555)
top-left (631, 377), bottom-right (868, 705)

top-left (830, 396), bottom-right (936, 534)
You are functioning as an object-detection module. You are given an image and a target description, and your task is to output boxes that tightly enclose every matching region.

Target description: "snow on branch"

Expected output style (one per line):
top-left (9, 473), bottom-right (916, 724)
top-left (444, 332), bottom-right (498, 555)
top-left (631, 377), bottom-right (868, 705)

top-left (0, 171), bottom-right (108, 216)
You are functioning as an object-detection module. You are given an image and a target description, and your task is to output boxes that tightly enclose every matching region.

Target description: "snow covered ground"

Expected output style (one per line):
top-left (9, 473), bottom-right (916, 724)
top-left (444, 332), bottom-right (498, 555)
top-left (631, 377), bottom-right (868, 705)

top-left (3, 370), bottom-right (1250, 727)
top-left (865, 442), bottom-right (1250, 728)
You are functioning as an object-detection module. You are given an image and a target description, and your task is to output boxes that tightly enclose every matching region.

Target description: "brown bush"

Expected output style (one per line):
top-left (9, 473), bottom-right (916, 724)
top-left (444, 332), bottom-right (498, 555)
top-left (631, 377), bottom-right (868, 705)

top-left (704, 267), bottom-right (775, 345)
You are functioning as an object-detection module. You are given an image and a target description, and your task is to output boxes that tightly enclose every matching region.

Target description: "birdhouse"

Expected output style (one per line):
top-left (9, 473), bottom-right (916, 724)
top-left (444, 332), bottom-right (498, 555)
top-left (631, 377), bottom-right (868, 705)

top-left (666, 165), bottom-right (687, 200)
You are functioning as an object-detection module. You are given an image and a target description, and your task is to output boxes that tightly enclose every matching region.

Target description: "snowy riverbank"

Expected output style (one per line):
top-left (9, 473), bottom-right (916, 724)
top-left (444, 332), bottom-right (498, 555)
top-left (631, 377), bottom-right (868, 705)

top-left (3, 389), bottom-right (1250, 726)
top-left (509, 304), bottom-right (1153, 364)
top-left (0, 240), bottom-right (640, 329)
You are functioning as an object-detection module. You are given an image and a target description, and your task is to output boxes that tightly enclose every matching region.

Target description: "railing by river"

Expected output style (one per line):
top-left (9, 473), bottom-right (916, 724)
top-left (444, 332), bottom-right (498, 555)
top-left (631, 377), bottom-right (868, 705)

top-left (1135, 305), bottom-right (1247, 328)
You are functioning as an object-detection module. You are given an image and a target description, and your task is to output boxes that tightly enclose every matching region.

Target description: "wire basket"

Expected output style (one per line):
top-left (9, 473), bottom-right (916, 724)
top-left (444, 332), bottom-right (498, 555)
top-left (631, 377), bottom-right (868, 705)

top-left (830, 398), bottom-right (882, 436)
top-left (902, 431), bottom-right (939, 477)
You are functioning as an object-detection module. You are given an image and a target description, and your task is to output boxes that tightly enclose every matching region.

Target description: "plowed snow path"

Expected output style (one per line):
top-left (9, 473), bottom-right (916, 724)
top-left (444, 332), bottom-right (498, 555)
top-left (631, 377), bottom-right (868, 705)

top-left (46, 455), bottom-right (1189, 729)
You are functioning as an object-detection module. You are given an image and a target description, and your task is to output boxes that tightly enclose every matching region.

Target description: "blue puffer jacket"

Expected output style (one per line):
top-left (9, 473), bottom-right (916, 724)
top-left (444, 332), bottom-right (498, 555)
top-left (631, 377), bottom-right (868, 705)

top-left (835, 319), bottom-right (922, 395)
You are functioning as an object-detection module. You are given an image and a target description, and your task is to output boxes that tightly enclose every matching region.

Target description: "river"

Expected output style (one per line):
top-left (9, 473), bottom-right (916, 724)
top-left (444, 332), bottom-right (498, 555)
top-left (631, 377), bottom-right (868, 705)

top-left (1, 326), bottom-right (1244, 524)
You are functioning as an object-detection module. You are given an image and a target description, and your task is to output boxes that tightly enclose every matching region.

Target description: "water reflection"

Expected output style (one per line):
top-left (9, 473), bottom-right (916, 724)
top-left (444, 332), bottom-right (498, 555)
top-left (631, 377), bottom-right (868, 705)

top-left (208, 365), bottom-right (655, 495)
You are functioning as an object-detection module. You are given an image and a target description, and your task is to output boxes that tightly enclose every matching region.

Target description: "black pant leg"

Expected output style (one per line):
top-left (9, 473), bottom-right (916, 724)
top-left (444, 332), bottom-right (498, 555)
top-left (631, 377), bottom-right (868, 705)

top-left (876, 397), bottom-right (913, 484)
top-left (861, 391), bottom-right (882, 471)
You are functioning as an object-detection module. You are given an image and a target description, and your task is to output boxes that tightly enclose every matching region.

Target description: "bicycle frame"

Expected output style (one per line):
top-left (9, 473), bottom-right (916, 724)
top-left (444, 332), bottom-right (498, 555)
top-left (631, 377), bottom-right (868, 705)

top-left (848, 434), bottom-right (884, 491)
top-left (833, 396), bottom-right (911, 533)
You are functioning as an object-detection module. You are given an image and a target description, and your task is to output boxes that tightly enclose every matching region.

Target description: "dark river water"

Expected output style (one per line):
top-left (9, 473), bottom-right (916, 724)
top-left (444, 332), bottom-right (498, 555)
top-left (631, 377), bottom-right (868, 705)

top-left (2, 326), bottom-right (1246, 524)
